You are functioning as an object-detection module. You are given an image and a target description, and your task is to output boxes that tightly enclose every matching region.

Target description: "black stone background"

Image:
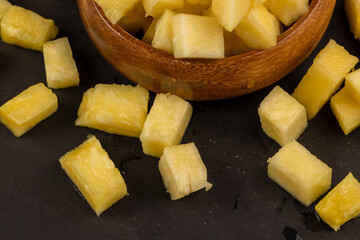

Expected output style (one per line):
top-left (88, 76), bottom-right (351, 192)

top-left (0, 0), bottom-right (359, 239)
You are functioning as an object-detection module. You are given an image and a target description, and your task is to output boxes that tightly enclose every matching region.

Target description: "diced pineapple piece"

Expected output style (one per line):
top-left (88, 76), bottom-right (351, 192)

top-left (345, 0), bottom-right (360, 39)
top-left (330, 87), bottom-right (360, 135)
top-left (187, 0), bottom-right (211, 6)
top-left (315, 173), bottom-right (360, 231)
top-left (159, 143), bottom-right (212, 200)
top-left (143, 0), bottom-right (184, 18)
top-left (224, 30), bottom-right (253, 56)
top-left (268, 140), bottom-right (332, 207)
top-left (292, 39), bottom-right (359, 120)
top-left (0, 83), bottom-right (57, 137)
top-left (1, 5), bottom-right (59, 51)
top-left (152, 9), bottom-right (176, 54)
top-left (258, 86), bottom-right (308, 146)
top-left (252, 0), bottom-right (267, 7)
top-left (269, 0), bottom-right (309, 26)
top-left (43, 37), bottom-right (80, 89)
top-left (344, 69), bottom-right (360, 104)
top-left (117, 2), bottom-right (146, 35)
top-left (75, 84), bottom-right (149, 138)
top-left (234, 5), bottom-right (280, 50)
top-left (0, 0), bottom-right (11, 21)
top-left (94, 0), bottom-right (140, 24)
top-left (175, 1), bottom-right (208, 15)
top-left (142, 18), bottom-right (158, 44)
top-left (59, 135), bottom-right (127, 216)
top-left (172, 14), bottom-right (224, 58)
top-left (140, 93), bottom-right (193, 158)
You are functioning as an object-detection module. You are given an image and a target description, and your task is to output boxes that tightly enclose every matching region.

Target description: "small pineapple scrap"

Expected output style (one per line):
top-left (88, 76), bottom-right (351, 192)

top-left (75, 84), bottom-right (149, 138)
top-left (330, 87), bottom-right (360, 135)
top-left (269, 0), bottom-right (309, 26)
top-left (143, 0), bottom-right (184, 18)
top-left (117, 2), bottom-right (147, 35)
top-left (1, 5), bottom-right (58, 51)
top-left (159, 143), bottom-right (212, 200)
top-left (0, 0), bottom-right (11, 21)
top-left (268, 141), bottom-right (332, 207)
top-left (152, 9), bottom-right (176, 54)
top-left (94, 0), bottom-right (140, 24)
top-left (234, 5), bottom-right (281, 50)
top-left (43, 37), bottom-right (80, 89)
top-left (315, 173), bottom-right (360, 231)
top-left (258, 86), bottom-right (308, 146)
top-left (0, 83), bottom-right (57, 137)
top-left (140, 93), bottom-right (193, 158)
top-left (292, 39), bottom-right (359, 120)
top-left (59, 135), bottom-right (128, 216)
top-left (345, 0), bottom-right (360, 39)
top-left (344, 69), bottom-right (360, 104)
top-left (172, 14), bottom-right (224, 58)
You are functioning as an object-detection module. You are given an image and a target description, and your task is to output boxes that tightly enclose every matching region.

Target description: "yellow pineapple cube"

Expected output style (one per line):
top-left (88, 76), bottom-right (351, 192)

top-left (224, 30), bottom-right (253, 56)
top-left (172, 14), bottom-right (224, 58)
top-left (140, 93), bottom-right (193, 158)
top-left (75, 84), bottom-right (149, 138)
top-left (330, 87), bottom-right (360, 135)
top-left (292, 39), bottom-right (359, 120)
top-left (187, 0), bottom-right (211, 6)
top-left (268, 140), bottom-right (332, 207)
top-left (94, 0), bottom-right (140, 24)
top-left (315, 173), bottom-right (360, 231)
top-left (258, 86), bottom-right (308, 146)
top-left (211, 0), bottom-right (251, 32)
top-left (0, 0), bottom-right (11, 21)
top-left (345, 0), bottom-right (360, 39)
top-left (159, 143), bottom-right (212, 200)
top-left (269, 0), bottom-right (309, 26)
top-left (43, 37), bottom-right (80, 89)
top-left (1, 5), bottom-right (58, 51)
top-left (234, 5), bottom-right (280, 50)
top-left (0, 83), bottom-right (57, 137)
top-left (142, 18), bottom-right (158, 44)
top-left (117, 2), bottom-right (146, 35)
top-left (143, 0), bottom-right (184, 18)
top-left (344, 69), bottom-right (360, 104)
top-left (175, 1), bottom-right (208, 15)
top-left (152, 9), bottom-right (176, 54)
top-left (59, 135), bottom-right (128, 216)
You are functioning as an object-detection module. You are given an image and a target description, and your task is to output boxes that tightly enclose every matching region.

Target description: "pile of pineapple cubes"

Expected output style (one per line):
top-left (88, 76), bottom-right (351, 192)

top-left (94, 0), bottom-right (309, 58)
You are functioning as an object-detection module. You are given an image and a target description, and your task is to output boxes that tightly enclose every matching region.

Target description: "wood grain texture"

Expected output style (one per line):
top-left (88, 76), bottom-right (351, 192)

top-left (77, 0), bottom-right (335, 101)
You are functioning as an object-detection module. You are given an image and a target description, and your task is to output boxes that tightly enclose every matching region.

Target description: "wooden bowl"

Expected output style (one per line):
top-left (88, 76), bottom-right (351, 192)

top-left (77, 0), bottom-right (335, 101)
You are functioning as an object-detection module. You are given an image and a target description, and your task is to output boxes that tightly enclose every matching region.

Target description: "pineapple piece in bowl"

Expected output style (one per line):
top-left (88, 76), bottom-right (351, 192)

top-left (117, 2), bottom-right (147, 35)
top-left (152, 9), bottom-right (176, 54)
top-left (269, 0), bottom-right (309, 26)
top-left (143, 0), bottom-right (184, 18)
top-left (94, 0), bottom-right (140, 24)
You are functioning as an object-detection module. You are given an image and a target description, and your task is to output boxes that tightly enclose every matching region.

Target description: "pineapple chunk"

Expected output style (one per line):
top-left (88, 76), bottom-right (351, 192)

top-left (268, 140), bottom-right (332, 207)
top-left (292, 39), bottom-right (359, 120)
top-left (175, 1), bottom-right (208, 15)
top-left (142, 18), bottom-right (158, 44)
top-left (345, 0), bottom-right (360, 39)
top-left (159, 143), bottom-right (212, 200)
top-left (172, 14), bottom-right (224, 58)
top-left (211, 0), bottom-right (251, 32)
top-left (0, 0), bottom-right (11, 21)
top-left (258, 86), bottom-right (308, 146)
top-left (94, 0), bottom-right (140, 24)
top-left (315, 173), bottom-right (360, 231)
top-left (140, 93), bottom-right (193, 158)
top-left (224, 30), bottom-right (253, 56)
top-left (118, 2), bottom-right (146, 35)
top-left (43, 37), bottom-right (80, 89)
top-left (75, 84), bottom-right (149, 138)
top-left (187, 0), bottom-right (211, 6)
top-left (269, 0), bottom-right (309, 26)
top-left (143, 0), bottom-right (184, 18)
top-left (152, 9), bottom-right (176, 54)
top-left (330, 87), bottom-right (360, 135)
top-left (234, 5), bottom-right (280, 50)
top-left (344, 69), bottom-right (360, 104)
top-left (59, 135), bottom-right (128, 216)
top-left (0, 83), bottom-right (57, 137)
top-left (1, 5), bottom-right (59, 51)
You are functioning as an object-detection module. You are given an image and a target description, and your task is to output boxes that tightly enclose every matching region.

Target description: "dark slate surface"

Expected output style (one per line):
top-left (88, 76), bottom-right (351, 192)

top-left (0, 0), bottom-right (359, 239)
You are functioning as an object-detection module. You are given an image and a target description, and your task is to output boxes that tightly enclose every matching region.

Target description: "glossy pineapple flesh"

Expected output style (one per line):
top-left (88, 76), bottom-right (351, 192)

top-left (315, 173), bottom-right (360, 231)
top-left (94, 0), bottom-right (140, 24)
top-left (0, 83), bottom-right (58, 137)
top-left (140, 93), bottom-right (193, 158)
top-left (117, 2), bottom-right (146, 35)
top-left (143, 0), bottom-right (184, 18)
top-left (292, 39), bottom-right (359, 120)
top-left (152, 9), bottom-right (175, 54)
top-left (345, 0), bottom-right (360, 39)
top-left (43, 37), bottom-right (80, 89)
top-left (268, 141), bottom-right (332, 207)
top-left (269, 0), bottom-right (309, 26)
top-left (59, 135), bottom-right (128, 216)
top-left (172, 14), bottom-right (224, 58)
top-left (344, 69), bottom-right (360, 104)
top-left (75, 84), bottom-right (149, 138)
top-left (0, 0), bottom-right (11, 21)
top-left (158, 143), bottom-right (212, 200)
top-left (1, 5), bottom-right (58, 51)
top-left (234, 5), bottom-right (280, 50)
top-left (258, 86), bottom-right (308, 146)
